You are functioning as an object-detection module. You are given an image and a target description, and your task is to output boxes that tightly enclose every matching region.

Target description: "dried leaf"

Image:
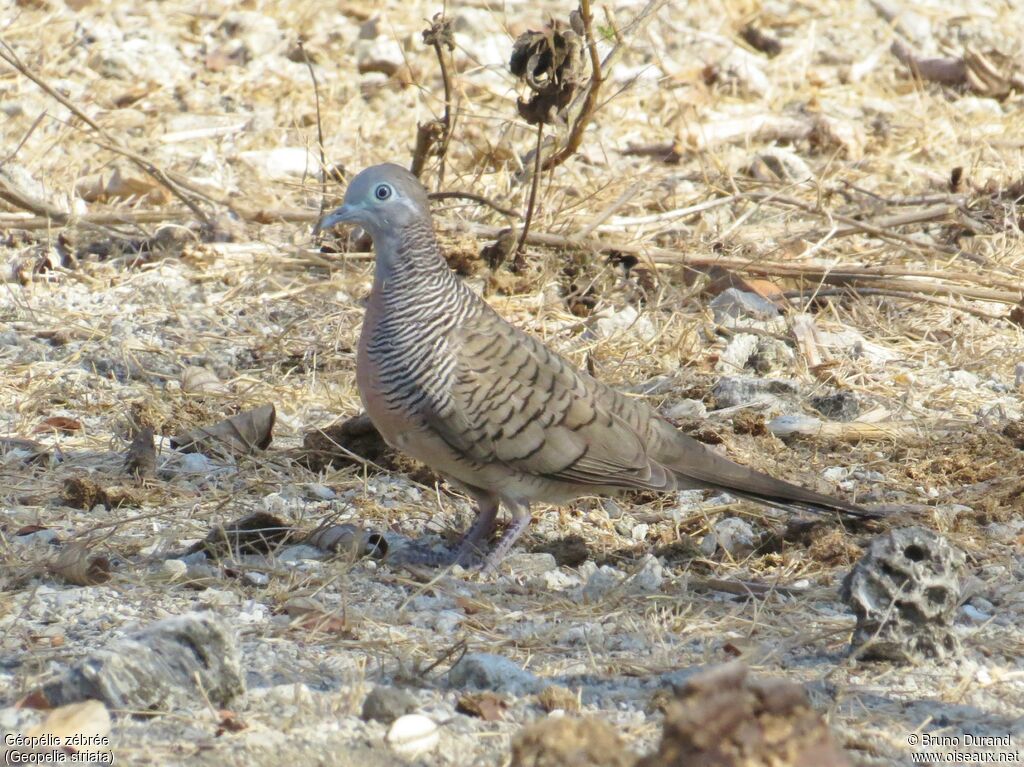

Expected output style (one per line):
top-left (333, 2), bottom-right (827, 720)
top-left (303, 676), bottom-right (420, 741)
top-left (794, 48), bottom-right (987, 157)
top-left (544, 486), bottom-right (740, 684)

top-left (510, 21), bottom-right (585, 125)
top-left (171, 404), bottom-right (276, 456)
top-left (48, 543), bottom-right (112, 586)
top-left (34, 416), bottom-right (82, 434)
top-left (456, 691), bottom-right (507, 721)
top-left (187, 511), bottom-right (296, 558)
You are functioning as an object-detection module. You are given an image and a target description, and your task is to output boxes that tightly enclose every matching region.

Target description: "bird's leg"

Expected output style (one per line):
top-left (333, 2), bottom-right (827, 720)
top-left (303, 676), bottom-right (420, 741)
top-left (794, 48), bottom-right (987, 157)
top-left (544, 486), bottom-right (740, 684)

top-left (453, 492), bottom-right (499, 566)
top-left (479, 501), bottom-right (532, 575)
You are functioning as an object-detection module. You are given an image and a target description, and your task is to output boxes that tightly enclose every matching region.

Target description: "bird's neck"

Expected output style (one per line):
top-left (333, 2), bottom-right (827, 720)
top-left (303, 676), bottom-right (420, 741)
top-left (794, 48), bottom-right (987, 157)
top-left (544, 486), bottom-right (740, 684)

top-left (371, 220), bottom-right (458, 298)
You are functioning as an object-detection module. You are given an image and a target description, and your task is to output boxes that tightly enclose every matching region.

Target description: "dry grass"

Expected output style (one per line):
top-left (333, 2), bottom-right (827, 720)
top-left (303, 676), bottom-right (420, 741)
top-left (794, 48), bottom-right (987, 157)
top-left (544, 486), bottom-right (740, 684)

top-left (2, 0), bottom-right (1024, 765)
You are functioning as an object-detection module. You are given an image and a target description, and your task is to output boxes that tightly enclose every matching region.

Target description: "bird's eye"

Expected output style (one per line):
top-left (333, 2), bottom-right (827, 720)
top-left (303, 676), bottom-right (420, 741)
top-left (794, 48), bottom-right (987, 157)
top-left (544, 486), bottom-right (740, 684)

top-left (374, 184), bottom-right (393, 201)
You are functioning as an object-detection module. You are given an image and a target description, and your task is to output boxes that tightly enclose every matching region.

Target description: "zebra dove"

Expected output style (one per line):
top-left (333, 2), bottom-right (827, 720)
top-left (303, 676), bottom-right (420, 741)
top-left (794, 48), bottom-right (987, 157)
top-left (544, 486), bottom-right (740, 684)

top-left (316, 164), bottom-right (876, 573)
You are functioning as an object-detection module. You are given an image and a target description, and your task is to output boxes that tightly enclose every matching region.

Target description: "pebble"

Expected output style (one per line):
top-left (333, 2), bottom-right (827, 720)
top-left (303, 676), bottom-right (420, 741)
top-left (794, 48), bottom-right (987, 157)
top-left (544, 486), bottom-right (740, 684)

top-left (504, 552), bottom-right (557, 576)
top-left (448, 653), bottom-right (541, 695)
top-left (590, 305), bottom-right (658, 343)
top-left (362, 686), bottom-right (418, 724)
top-left (356, 37), bottom-right (405, 76)
top-left (809, 390), bottom-right (861, 421)
top-left (626, 555), bottom-right (663, 593)
top-left (277, 545), bottom-right (328, 563)
top-left (386, 714), bottom-right (439, 757)
top-left (38, 612), bottom-right (244, 709)
top-left (709, 288), bottom-right (780, 324)
top-left (713, 376), bottom-right (800, 410)
top-left (664, 399), bottom-right (707, 419)
top-left (706, 518), bottom-right (757, 558)
top-left (716, 333), bottom-right (759, 374)
top-left (582, 565), bottom-right (626, 603)
top-left (767, 414), bottom-right (822, 439)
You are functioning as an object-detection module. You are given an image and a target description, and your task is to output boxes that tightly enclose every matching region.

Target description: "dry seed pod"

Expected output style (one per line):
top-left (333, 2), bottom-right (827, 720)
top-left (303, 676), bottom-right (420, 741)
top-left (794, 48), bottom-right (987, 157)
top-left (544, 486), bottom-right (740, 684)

top-left (48, 543), bottom-right (112, 586)
top-left (308, 524), bottom-right (388, 560)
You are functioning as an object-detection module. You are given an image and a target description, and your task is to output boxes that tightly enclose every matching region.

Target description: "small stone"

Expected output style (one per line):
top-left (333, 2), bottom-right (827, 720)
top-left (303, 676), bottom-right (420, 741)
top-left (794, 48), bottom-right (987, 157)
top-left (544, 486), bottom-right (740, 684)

top-left (361, 686), bottom-right (418, 724)
top-left (712, 518), bottom-right (757, 558)
top-left (945, 369), bottom-right (980, 388)
top-left (581, 565), bottom-right (626, 603)
top-left (534, 569), bottom-right (581, 592)
top-left (589, 304), bottom-right (657, 342)
top-left (356, 37), bottom-right (405, 76)
top-left (37, 612), bottom-right (243, 710)
top-left (664, 399), bottom-right (707, 419)
top-left (625, 555), bottom-right (663, 593)
top-left (304, 483), bottom-right (337, 500)
top-left (449, 653), bottom-right (540, 695)
top-left (386, 714), bottom-right (439, 757)
top-left (748, 337), bottom-right (795, 374)
top-left (767, 414), bottom-right (822, 439)
top-left (747, 147), bottom-right (813, 183)
top-left (840, 527), bottom-right (965, 663)
top-left (709, 288), bottom-right (780, 324)
top-left (160, 559), bottom-right (188, 581)
top-left (699, 532), bottom-right (719, 557)
top-left (504, 552), bottom-right (557, 575)
top-left (239, 148), bottom-right (320, 181)
top-left (960, 604), bottom-right (991, 623)
top-left (809, 390), bottom-right (861, 421)
top-left (277, 545), bottom-right (327, 563)
top-left (713, 376), bottom-right (800, 410)
top-left (716, 333), bottom-right (759, 374)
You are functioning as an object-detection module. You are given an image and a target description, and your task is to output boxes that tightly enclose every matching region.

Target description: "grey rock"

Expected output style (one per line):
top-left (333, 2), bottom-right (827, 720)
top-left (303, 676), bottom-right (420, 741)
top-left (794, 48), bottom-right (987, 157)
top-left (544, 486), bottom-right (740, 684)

top-left (840, 527), bottom-right (965, 663)
top-left (664, 399), bottom-right (707, 419)
top-left (809, 390), bottom-right (861, 421)
top-left (39, 612), bottom-right (243, 710)
top-left (748, 337), bottom-right (795, 374)
top-left (713, 376), bottom-right (800, 410)
top-left (581, 565), bottom-right (627, 603)
top-left (716, 333), bottom-right (759, 374)
top-left (709, 288), bottom-right (780, 324)
top-left (625, 555), bottom-right (663, 593)
top-left (448, 653), bottom-right (540, 695)
top-left (710, 517), bottom-right (757, 558)
top-left (361, 685), bottom-right (418, 724)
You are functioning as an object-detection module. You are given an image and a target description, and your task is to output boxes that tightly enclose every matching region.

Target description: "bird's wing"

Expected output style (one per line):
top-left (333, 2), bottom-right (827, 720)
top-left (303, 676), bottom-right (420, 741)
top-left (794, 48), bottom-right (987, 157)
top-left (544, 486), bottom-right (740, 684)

top-left (422, 306), bottom-right (671, 491)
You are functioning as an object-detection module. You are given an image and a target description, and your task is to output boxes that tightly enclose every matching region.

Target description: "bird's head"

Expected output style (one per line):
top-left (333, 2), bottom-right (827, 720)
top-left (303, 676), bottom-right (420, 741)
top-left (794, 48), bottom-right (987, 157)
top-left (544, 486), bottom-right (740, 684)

top-left (315, 163), bottom-right (431, 244)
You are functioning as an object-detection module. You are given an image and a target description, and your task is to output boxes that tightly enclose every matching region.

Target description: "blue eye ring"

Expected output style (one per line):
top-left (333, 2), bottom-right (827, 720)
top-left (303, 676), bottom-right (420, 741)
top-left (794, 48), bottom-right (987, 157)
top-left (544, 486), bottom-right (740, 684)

top-left (374, 184), bottom-right (392, 201)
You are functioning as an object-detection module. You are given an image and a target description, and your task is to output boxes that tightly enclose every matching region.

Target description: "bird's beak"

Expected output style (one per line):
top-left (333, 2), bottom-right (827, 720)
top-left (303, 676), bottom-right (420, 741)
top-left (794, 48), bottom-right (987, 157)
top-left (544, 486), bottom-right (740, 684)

top-left (314, 203), bottom-right (361, 235)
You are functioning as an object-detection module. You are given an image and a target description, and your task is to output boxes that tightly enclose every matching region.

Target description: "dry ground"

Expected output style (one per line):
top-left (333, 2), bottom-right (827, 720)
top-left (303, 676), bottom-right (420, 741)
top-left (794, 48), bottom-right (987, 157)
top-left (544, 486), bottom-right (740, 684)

top-left (2, 0), bottom-right (1024, 764)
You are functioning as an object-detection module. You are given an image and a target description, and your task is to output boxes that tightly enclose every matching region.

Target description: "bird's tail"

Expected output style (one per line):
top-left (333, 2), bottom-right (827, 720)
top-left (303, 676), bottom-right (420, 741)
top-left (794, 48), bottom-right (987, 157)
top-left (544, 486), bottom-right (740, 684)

top-left (666, 435), bottom-right (879, 519)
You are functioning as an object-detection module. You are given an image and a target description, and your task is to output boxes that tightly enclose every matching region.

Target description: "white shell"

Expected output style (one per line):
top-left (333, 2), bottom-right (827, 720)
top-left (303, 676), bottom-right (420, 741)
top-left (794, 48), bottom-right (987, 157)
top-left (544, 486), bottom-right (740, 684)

top-left (386, 714), bottom-right (439, 757)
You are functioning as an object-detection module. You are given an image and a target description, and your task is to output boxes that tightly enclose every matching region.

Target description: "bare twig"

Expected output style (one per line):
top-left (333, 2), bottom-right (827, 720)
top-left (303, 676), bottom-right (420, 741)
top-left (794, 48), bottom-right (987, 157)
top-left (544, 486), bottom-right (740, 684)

top-left (427, 191), bottom-right (521, 219)
top-left (460, 222), bottom-right (1023, 306)
top-left (784, 287), bottom-right (1005, 321)
top-left (412, 14), bottom-right (457, 181)
top-left (297, 40), bottom-right (327, 224)
top-left (514, 122), bottom-right (545, 266)
top-left (0, 38), bottom-right (213, 228)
